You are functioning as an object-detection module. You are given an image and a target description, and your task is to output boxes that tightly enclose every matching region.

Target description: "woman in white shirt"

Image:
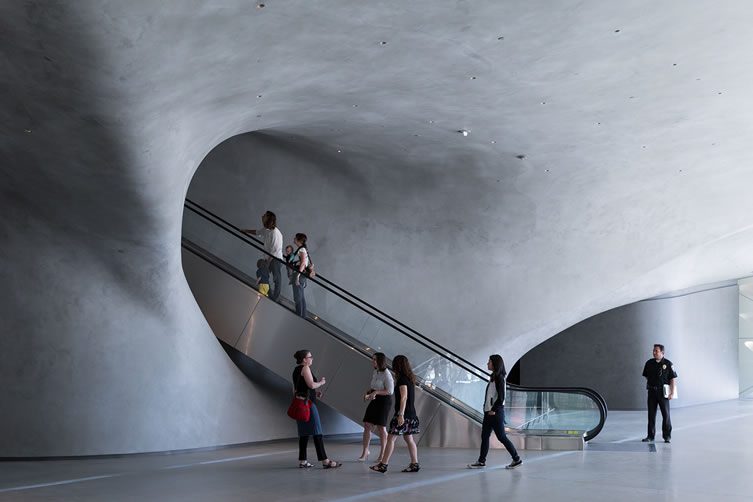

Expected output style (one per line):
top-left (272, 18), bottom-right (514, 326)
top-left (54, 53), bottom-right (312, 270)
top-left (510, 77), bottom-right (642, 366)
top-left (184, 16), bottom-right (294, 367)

top-left (358, 352), bottom-right (394, 462)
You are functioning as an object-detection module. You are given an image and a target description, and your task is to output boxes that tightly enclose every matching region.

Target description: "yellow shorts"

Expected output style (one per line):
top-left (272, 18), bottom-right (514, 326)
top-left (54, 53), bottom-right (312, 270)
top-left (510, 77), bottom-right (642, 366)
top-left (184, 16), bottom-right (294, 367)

top-left (258, 284), bottom-right (269, 296)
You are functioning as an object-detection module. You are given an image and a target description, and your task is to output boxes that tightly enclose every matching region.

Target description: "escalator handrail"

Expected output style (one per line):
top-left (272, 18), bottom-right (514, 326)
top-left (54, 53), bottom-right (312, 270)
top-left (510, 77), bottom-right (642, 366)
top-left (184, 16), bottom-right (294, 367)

top-left (183, 200), bottom-right (609, 440)
top-left (184, 198), bottom-right (489, 381)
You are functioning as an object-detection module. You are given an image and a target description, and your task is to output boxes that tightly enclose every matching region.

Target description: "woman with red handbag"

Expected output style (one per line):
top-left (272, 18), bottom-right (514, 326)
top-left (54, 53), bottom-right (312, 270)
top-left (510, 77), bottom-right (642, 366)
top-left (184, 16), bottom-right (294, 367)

top-left (292, 349), bottom-right (341, 469)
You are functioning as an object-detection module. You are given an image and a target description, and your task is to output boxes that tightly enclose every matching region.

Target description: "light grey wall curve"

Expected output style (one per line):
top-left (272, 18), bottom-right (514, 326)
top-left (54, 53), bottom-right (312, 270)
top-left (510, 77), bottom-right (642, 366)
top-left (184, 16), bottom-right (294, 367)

top-left (519, 284), bottom-right (739, 410)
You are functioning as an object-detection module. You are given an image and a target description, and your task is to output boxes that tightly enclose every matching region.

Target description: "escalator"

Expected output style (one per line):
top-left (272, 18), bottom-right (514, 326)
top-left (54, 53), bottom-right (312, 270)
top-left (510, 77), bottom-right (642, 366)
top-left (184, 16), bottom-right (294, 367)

top-left (182, 199), bottom-right (607, 450)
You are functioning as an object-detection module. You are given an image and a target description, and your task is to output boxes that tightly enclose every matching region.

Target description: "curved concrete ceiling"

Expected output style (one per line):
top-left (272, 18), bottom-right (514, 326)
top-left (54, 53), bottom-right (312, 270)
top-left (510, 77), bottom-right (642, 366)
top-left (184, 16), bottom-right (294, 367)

top-left (3, 1), bottom-right (753, 452)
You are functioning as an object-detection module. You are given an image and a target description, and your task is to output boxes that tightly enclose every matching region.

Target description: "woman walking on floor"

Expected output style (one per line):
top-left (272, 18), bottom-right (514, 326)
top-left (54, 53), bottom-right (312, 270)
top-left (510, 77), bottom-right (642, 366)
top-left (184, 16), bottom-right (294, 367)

top-left (358, 352), bottom-right (394, 463)
top-left (467, 354), bottom-right (522, 469)
top-left (370, 355), bottom-right (420, 473)
top-left (292, 349), bottom-right (341, 469)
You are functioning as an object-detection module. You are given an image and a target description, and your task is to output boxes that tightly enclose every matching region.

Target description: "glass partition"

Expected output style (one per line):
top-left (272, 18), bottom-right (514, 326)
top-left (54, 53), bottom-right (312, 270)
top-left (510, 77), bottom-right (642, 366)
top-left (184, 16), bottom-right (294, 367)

top-left (506, 386), bottom-right (602, 438)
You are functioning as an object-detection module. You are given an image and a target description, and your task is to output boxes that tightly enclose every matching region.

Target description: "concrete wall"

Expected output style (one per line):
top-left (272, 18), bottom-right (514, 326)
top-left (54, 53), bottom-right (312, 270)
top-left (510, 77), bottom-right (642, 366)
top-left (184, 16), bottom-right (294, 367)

top-left (519, 283), bottom-right (739, 410)
top-left (739, 277), bottom-right (753, 398)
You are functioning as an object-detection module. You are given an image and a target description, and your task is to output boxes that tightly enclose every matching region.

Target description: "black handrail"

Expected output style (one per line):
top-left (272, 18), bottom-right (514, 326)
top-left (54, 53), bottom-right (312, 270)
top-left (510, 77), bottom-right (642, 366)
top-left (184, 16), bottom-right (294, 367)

top-left (182, 199), bottom-right (609, 439)
top-left (184, 198), bottom-right (489, 381)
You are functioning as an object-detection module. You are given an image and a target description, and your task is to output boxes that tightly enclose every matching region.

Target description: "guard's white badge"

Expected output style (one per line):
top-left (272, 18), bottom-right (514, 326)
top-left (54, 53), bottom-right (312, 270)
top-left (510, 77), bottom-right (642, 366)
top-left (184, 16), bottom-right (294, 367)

top-left (662, 364), bottom-right (667, 370)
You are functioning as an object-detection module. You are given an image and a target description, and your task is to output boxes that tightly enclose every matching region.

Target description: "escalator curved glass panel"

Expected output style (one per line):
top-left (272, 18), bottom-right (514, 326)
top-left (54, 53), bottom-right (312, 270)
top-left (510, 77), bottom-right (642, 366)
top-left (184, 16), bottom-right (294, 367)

top-left (182, 198), bottom-right (607, 445)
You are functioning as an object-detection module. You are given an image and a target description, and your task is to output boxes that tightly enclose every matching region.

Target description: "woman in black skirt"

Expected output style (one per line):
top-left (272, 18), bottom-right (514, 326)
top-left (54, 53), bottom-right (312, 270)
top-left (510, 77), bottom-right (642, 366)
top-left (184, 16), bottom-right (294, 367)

top-left (358, 352), bottom-right (394, 463)
top-left (370, 355), bottom-right (420, 473)
top-left (292, 349), bottom-right (341, 469)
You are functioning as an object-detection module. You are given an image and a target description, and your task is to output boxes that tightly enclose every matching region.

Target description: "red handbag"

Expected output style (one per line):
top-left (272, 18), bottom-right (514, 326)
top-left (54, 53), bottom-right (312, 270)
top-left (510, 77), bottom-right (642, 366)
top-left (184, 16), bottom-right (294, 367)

top-left (287, 396), bottom-right (311, 421)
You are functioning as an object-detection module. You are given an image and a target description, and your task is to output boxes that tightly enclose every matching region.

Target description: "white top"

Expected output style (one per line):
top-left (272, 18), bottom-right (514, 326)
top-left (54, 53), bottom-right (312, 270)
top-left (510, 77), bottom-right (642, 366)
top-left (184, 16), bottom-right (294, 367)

top-left (257, 227), bottom-right (283, 259)
top-left (296, 246), bottom-right (309, 269)
top-left (483, 379), bottom-right (505, 412)
top-left (369, 369), bottom-right (394, 394)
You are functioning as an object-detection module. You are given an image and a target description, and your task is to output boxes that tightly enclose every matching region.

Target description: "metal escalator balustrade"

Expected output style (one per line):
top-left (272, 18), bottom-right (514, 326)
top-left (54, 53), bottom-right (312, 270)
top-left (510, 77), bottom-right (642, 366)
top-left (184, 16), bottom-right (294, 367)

top-left (182, 198), bottom-right (607, 446)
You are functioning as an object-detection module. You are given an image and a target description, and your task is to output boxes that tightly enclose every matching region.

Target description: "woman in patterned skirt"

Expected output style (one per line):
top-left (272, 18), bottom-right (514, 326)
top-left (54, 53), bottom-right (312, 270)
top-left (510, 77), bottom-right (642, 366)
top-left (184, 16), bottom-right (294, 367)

top-left (370, 355), bottom-right (420, 473)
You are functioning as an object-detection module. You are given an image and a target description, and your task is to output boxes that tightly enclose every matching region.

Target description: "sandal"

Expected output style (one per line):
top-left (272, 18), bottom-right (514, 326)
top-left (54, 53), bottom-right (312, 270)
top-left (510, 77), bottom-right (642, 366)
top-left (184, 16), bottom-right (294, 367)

top-left (299, 461), bottom-right (314, 468)
top-left (402, 463), bottom-right (420, 473)
top-left (322, 460), bottom-right (342, 469)
top-left (369, 462), bottom-right (388, 473)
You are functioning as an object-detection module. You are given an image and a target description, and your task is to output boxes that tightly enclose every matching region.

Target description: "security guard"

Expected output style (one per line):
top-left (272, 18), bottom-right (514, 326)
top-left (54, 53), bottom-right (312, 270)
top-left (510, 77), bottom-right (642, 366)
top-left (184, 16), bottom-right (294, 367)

top-left (641, 344), bottom-right (677, 443)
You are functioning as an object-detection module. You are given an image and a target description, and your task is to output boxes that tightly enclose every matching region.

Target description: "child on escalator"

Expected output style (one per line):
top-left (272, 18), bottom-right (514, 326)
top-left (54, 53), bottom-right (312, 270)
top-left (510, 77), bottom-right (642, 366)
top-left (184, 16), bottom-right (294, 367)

top-left (256, 259), bottom-right (270, 297)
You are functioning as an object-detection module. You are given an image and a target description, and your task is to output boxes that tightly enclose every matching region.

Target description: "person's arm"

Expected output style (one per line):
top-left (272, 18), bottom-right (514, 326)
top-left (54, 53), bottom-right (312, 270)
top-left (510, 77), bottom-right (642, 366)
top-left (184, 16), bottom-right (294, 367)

top-left (302, 366), bottom-right (325, 389)
top-left (489, 375), bottom-right (504, 414)
top-left (298, 249), bottom-right (307, 273)
top-left (668, 378), bottom-right (676, 400)
top-left (294, 249), bottom-right (306, 285)
top-left (668, 364), bottom-right (677, 399)
top-left (396, 385), bottom-right (407, 426)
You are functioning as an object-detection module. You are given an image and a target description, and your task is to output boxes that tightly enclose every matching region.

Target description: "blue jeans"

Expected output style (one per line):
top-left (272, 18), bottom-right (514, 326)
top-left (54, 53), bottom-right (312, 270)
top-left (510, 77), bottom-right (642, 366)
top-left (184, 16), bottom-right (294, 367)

top-left (292, 276), bottom-right (306, 318)
top-left (478, 409), bottom-right (519, 463)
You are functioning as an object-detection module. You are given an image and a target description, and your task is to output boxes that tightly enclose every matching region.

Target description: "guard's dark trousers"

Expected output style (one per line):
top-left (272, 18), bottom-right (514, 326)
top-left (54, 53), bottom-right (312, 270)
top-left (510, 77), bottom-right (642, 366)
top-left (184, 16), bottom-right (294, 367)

top-left (647, 387), bottom-right (672, 440)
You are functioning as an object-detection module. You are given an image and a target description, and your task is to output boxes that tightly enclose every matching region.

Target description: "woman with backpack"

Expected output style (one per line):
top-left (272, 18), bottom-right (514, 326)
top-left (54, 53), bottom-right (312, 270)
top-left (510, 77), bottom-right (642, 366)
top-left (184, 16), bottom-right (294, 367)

top-left (290, 233), bottom-right (310, 318)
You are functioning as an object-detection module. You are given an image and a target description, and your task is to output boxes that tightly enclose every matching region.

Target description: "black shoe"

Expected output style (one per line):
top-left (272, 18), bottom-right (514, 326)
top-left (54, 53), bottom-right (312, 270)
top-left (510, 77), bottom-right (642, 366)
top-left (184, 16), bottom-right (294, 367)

top-left (467, 462), bottom-right (486, 469)
top-left (641, 437), bottom-right (654, 442)
top-left (505, 459), bottom-right (523, 469)
top-left (664, 438), bottom-right (671, 443)
top-left (369, 463), bottom-right (388, 473)
top-left (402, 463), bottom-right (420, 473)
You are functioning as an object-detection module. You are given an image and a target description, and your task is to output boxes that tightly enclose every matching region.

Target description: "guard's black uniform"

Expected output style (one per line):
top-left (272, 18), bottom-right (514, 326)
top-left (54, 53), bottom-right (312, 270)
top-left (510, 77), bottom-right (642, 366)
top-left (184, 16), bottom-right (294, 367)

top-left (642, 358), bottom-right (677, 441)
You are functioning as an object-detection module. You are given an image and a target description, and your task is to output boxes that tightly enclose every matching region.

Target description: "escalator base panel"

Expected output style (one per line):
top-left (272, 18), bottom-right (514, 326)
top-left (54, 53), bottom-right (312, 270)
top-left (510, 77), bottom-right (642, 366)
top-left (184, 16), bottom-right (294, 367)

top-left (508, 433), bottom-right (584, 451)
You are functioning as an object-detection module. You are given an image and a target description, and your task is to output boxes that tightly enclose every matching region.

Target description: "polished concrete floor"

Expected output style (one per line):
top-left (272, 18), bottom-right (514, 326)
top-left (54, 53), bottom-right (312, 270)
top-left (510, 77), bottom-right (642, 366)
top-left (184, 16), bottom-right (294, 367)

top-left (2, 399), bottom-right (753, 501)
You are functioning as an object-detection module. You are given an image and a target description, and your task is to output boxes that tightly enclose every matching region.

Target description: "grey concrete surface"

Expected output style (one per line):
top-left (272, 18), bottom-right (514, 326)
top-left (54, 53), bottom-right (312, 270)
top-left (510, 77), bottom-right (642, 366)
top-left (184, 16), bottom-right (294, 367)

top-left (739, 278), bottom-right (753, 398)
top-left (520, 283), bottom-right (739, 409)
top-left (2, 400), bottom-right (753, 501)
top-left (5, 0), bottom-right (753, 454)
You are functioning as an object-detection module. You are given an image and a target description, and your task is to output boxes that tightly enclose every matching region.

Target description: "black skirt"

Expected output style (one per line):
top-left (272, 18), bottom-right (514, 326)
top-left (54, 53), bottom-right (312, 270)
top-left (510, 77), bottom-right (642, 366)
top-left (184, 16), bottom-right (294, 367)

top-left (362, 394), bottom-right (392, 426)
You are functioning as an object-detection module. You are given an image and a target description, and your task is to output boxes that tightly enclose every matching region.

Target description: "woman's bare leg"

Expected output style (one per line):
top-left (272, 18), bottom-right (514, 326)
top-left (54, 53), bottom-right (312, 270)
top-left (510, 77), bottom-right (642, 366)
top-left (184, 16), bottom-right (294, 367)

top-left (381, 434), bottom-right (398, 465)
top-left (376, 425), bottom-right (388, 462)
top-left (359, 422), bottom-right (373, 459)
top-left (403, 434), bottom-right (418, 464)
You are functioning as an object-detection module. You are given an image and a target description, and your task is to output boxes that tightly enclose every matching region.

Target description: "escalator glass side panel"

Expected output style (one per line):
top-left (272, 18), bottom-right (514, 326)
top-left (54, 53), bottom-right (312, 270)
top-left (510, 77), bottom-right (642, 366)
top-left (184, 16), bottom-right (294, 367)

top-left (505, 388), bottom-right (601, 437)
